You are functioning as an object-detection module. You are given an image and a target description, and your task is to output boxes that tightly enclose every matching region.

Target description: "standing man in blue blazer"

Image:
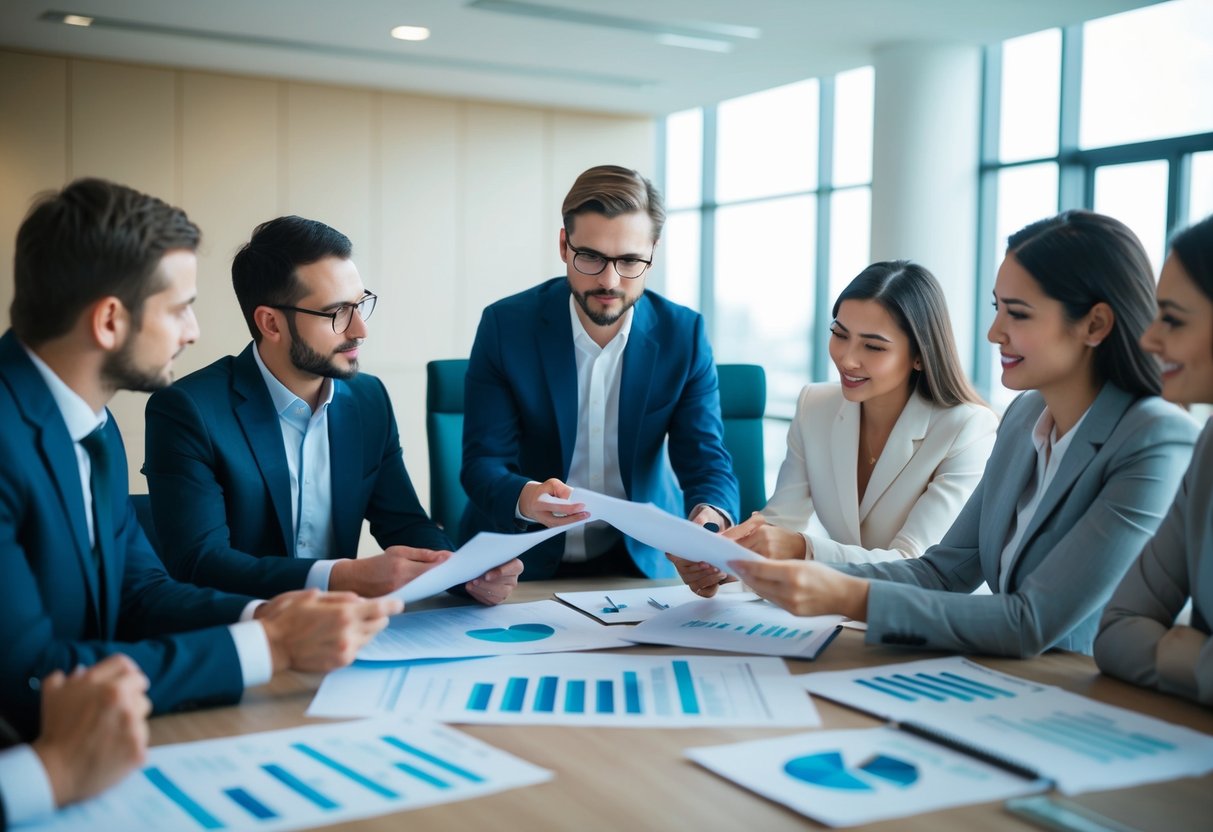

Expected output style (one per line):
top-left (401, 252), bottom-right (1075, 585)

top-left (144, 216), bottom-right (521, 604)
top-left (0, 179), bottom-right (400, 743)
top-left (460, 165), bottom-right (739, 579)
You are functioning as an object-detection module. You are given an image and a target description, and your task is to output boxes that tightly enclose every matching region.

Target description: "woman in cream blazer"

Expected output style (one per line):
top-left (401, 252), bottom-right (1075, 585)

top-left (1096, 214), bottom-right (1213, 703)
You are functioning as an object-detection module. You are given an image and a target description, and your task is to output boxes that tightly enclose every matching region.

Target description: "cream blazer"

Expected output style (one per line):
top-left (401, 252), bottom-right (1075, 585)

top-left (761, 383), bottom-right (998, 564)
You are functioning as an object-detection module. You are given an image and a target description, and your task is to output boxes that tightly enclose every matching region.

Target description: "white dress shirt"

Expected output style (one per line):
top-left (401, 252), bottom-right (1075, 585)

top-left (21, 346), bottom-right (272, 687)
top-left (251, 345), bottom-right (339, 590)
top-left (998, 405), bottom-right (1091, 592)
top-left (0, 743), bottom-right (54, 826)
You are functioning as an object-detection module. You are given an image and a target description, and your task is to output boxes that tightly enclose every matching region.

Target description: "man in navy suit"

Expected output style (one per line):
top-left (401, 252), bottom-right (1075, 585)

top-left (0, 178), bottom-right (400, 743)
top-left (460, 165), bottom-right (739, 579)
top-left (144, 216), bottom-right (521, 603)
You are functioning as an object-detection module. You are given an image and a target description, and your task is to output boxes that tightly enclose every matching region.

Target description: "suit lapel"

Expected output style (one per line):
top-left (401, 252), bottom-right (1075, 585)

top-left (537, 288), bottom-right (579, 476)
top-left (858, 392), bottom-right (932, 521)
top-left (830, 396), bottom-right (863, 542)
top-left (0, 334), bottom-right (103, 628)
top-left (618, 297), bottom-right (656, 492)
top-left (327, 381), bottom-right (361, 556)
top-left (232, 346), bottom-right (295, 554)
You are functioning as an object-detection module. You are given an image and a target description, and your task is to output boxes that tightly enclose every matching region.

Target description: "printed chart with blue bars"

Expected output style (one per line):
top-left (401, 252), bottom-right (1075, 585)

top-left (386, 652), bottom-right (820, 727)
top-left (628, 598), bottom-right (843, 659)
top-left (30, 718), bottom-right (550, 832)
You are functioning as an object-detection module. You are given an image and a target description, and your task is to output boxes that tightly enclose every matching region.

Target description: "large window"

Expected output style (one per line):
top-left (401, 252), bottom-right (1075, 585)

top-left (661, 66), bottom-right (874, 420)
top-left (977, 0), bottom-right (1213, 409)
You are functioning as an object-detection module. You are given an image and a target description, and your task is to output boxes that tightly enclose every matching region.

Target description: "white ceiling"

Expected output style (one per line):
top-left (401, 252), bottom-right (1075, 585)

top-left (0, 0), bottom-right (1161, 115)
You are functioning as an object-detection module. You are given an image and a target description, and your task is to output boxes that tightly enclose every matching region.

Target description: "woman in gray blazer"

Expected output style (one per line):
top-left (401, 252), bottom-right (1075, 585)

top-left (733, 211), bottom-right (1199, 657)
top-left (1096, 214), bottom-right (1213, 703)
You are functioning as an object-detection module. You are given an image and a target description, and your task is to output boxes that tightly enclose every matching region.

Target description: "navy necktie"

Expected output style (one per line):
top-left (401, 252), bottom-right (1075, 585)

top-left (79, 425), bottom-right (112, 564)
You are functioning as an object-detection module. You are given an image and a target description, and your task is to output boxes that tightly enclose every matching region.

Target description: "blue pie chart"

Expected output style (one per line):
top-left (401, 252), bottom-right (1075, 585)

top-left (784, 751), bottom-right (918, 791)
top-left (465, 623), bottom-right (556, 643)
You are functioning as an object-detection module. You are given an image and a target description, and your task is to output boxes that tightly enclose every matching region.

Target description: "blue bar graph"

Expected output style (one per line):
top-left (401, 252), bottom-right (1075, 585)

top-left (913, 673), bottom-right (993, 700)
top-left (502, 677), bottom-right (528, 712)
top-left (854, 670), bottom-right (1023, 704)
top-left (855, 678), bottom-right (916, 702)
top-left (382, 736), bottom-right (485, 783)
top-left (682, 618), bottom-right (816, 642)
top-left (596, 679), bottom-right (615, 713)
top-left (565, 680), bottom-right (586, 713)
top-left (650, 668), bottom-right (672, 716)
top-left (262, 764), bottom-right (339, 810)
top-left (225, 787), bottom-right (277, 820)
top-left (534, 676), bottom-right (558, 712)
top-left (891, 673), bottom-right (975, 702)
top-left (394, 762), bottom-right (448, 789)
top-left (672, 660), bottom-right (700, 715)
top-left (939, 671), bottom-right (1016, 698)
top-left (292, 743), bottom-right (398, 799)
top-left (623, 671), bottom-right (642, 714)
top-left (145, 767), bottom-right (224, 829)
top-left (467, 683), bottom-right (493, 711)
top-left (747, 624), bottom-right (763, 635)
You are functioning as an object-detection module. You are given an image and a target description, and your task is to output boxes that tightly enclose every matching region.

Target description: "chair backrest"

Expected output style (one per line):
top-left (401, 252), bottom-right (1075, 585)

top-left (717, 364), bottom-right (768, 519)
top-left (426, 359), bottom-right (470, 543)
top-left (130, 492), bottom-right (162, 556)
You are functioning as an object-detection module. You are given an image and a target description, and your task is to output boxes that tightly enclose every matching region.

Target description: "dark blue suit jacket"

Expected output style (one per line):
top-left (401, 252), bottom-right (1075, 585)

top-left (0, 331), bottom-right (250, 741)
top-left (143, 344), bottom-right (451, 598)
top-left (459, 278), bottom-right (739, 579)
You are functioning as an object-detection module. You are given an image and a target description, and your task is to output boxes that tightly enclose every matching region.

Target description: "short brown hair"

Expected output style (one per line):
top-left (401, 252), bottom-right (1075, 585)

top-left (561, 165), bottom-right (665, 241)
top-left (11, 178), bottom-right (200, 345)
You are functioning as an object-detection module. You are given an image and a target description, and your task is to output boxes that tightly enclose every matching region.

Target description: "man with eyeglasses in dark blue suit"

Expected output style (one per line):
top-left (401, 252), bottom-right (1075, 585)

top-left (460, 165), bottom-right (740, 580)
top-left (143, 216), bottom-right (522, 604)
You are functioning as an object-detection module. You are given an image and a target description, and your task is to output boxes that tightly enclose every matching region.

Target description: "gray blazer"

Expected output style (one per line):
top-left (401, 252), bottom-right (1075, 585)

top-left (1095, 419), bottom-right (1213, 704)
top-left (837, 384), bottom-right (1198, 657)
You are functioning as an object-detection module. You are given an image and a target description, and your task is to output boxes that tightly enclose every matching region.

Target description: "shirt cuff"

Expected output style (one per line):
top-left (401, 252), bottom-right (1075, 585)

top-left (0, 744), bottom-right (56, 823)
top-left (305, 559), bottom-right (341, 591)
top-left (691, 503), bottom-right (734, 529)
top-left (229, 621), bottom-right (274, 688)
top-left (238, 600), bottom-right (265, 623)
top-left (515, 481), bottom-right (541, 524)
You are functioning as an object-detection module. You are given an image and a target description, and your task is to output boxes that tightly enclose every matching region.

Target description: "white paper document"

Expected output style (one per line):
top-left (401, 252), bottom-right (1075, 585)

top-left (357, 599), bottom-right (631, 662)
top-left (627, 596), bottom-right (844, 660)
top-left (389, 521), bottom-right (588, 603)
top-left (800, 656), bottom-right (1213, 794)
top-left (555, 583), bottom-right (757, 624)
top-left (540, 488), bottom-right (762, 574)
top-left (25, 717), bottom-right (550, 832)
top-left (312, 652), bottom-right (820, 727)
top-left (686, 726), bottom-right (1043, 827)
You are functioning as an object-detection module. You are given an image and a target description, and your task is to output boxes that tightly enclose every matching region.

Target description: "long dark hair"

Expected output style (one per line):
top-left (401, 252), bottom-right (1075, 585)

top-left (1170, 213), bottom-right (1213, 303)
top-left (1008, 210), bottom-right (1160, 397)
top-left (832, 260), bottom-right (982, 407)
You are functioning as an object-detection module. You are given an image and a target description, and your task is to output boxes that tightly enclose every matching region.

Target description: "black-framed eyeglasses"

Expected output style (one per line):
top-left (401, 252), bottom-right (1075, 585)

top-left (273, 292), bottom-right (377, 333)
top-left (567, 242), bottom-right (653, 279)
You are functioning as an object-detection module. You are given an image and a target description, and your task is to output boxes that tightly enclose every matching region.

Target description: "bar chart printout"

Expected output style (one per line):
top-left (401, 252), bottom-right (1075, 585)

top-left (686, 726), bottom-right (1042, 827)
top-left (627, 597), bottom-right (843, 659)
top-left (800, 656), bottom-right (1213, 795)
top-left (26, 717), bottom-right (551, 832)
top-left (310, 653), bottom-right (820, 727)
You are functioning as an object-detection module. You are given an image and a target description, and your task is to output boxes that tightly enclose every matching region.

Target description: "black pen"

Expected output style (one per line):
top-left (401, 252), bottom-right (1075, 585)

top-left (898, 720), bottom-right (1054, 786)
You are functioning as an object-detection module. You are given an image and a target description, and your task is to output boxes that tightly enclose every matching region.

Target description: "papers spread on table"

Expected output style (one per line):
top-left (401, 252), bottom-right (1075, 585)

top-left (310, 652), bottom-right (820, 728)
top-left (357, 599), bottom-right (631, 662)
top-left (685, 726), bottom-right (1043, 828)
top-left (626, 596), bottom-right (844, 660)
top-left (800, 656), bottom-right (1213, 795)
top-left (25, 717), bottom-right (550, 832)
top-left (388, 521), bottom-right (588, 603)
top-left (539, 488), bottom-right (762, 574)
top-left (554, 583), bottom-right (756, 624)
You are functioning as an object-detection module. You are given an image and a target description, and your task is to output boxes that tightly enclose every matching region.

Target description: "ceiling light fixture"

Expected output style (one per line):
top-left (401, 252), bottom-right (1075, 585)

top-left (63, 14), bottom-right (94, 27)
top-left (390, 25), bottom-right (431, 42)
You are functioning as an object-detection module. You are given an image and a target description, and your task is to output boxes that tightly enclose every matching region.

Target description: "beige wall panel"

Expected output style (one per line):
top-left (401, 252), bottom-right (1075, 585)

top-left (283, 83), bottom-right (374, 283)
top-left (0, 51), bottom-right (68, 331)
top-left (70, 60), bottom-right (176, 200)
top-left (366, 366), bottom-right (431, 531)
top-left (458, 102), bottom-right (549, 352)
top-left (372, 93), bottom-right (460, 375)
top-left (179, 71), bottom-right (280, 378)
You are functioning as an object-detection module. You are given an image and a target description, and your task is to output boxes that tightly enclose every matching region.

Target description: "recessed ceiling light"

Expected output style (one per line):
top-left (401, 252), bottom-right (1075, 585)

top-left (390, 25), bottom-right (431, 42)
top-left (63, 14), bottom-right (94, 27)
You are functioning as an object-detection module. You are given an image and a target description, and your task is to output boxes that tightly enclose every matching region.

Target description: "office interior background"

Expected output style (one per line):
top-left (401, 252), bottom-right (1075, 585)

top-left (1, 0), bottom-right (1211, 552)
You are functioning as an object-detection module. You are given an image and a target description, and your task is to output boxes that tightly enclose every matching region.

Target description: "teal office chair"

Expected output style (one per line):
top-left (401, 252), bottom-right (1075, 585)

top-left (426, 359), bottom-right (471, 543)
top-left (717, 364), bottom-right (768, 519)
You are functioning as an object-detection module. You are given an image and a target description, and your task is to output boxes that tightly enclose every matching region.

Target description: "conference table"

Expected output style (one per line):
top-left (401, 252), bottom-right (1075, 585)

top-left (149, 578), bottom-right (1213, 831)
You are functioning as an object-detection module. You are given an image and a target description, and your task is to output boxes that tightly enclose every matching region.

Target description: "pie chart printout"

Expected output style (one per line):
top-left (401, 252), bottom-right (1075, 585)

top-left (784, 751), bottom-right (919, 792)
top-left (465, 623), bottom-right (556, 643)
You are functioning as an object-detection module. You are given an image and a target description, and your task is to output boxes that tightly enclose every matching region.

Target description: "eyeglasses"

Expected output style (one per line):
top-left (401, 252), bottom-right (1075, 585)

top-left (273, 292), bottom-right (377, 333)
top-left (567, 242), bottom-right (653, 279)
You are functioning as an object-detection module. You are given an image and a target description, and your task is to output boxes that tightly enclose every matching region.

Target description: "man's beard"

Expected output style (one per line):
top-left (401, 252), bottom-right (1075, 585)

top-left (101, 338), bottom-right (172, 393)
top-left (287, 316), bottom-right (359, 380)
top-left (570, 283), bottom-right (637, 327)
